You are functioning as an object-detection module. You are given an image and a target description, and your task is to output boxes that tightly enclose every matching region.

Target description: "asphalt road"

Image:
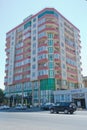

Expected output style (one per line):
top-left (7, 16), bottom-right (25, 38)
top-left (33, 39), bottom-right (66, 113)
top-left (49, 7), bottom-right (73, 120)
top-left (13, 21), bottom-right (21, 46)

top-left (0, 111), bottom-right (87, 130)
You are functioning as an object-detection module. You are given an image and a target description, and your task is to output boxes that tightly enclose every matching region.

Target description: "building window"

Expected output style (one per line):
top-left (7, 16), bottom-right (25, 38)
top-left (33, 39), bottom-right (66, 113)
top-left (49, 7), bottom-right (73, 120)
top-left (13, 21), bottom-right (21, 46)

top-left (16, 48), bottom-right (23, 54)
top-left (16, 42), bottom-right (23, 49)
top-left (61, 49), bottom-right (64, 54)
top-left (48, 54), bottom-right (53, 61)
top-left (33, 36), bottom-right (36, 41)
top-left (38, 32), bottom-right (46, 39)
top-left (33, 43), bottom-right (36, 48)
top-left (61, 95), bottom-right (64, 101)
top-left (32, 64), bottom-right (36, 69)
top-left (38, 25), bottom-right (45, 32)
top-left (62, 80), bottom-right (67, 86)
top-left (48, 40), bottom-right (53, 46)
top-left (48, 47), bottom-right (53, 53)
top-left (33, 18), bottom-right (36, 22)
top-left (12, 36), bottom-right (14, 40)
top-left (38, 18), bottom-right (45, 25)
top-left (62, 56), bottom-right (65, 61)
top-left (32, 57), bottom-right (36, 62)
top-left (61, 42), bottom-right (64, 47)
top-left (33, 30), bottom-right (36, 35)
top-left (48, 33), bottom-right (53, 38)
top-left (54, 54), bottom-right (60, 59)
top-left (33, 50), bottom-right (36, 54)
top-left (32, 72), bottom-right (35, 77)
top-left (33, 23), bottom-right (36, 28)
top-left (63, 71), bottom-right (66, 77)
top-left (15, 55), bottom-right (23, 61)
top-left (48, 62), bottom-right (54, 68)
top-left (11, 42), bottom-right (14, 45)
top-left (62, 64), bottom-right (65, 69)
top-left (57, 80), bottom-right (61, 85)
top-left (65, 94), bottom-right (70, 101)
top-left (49, 70), bottom-right (54, 77)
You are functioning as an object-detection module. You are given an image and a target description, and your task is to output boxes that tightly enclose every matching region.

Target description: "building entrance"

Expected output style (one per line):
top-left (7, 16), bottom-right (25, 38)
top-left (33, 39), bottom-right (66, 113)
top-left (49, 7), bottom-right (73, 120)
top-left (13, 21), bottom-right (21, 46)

top-left (73, 98), bottom-right (85, 109)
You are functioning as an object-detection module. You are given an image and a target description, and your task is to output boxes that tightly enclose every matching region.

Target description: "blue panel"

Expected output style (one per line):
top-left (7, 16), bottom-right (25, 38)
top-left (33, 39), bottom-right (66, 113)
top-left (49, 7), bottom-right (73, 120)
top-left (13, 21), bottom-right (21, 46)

top-left (24, 21), bottom-right (31, 29)
top-left (38, 10), bottom-right (58, 18)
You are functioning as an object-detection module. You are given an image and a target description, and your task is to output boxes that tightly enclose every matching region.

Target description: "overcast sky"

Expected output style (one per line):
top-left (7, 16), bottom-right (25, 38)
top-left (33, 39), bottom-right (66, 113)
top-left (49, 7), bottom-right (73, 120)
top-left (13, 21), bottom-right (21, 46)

top-left (0, 0), bottom-right (87, 89)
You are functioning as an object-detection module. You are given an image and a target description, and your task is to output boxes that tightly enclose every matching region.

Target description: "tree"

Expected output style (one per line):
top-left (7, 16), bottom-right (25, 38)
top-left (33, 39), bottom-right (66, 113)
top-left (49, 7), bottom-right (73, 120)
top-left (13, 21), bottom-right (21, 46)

top-left (0, 89), bottom-right (4, 104)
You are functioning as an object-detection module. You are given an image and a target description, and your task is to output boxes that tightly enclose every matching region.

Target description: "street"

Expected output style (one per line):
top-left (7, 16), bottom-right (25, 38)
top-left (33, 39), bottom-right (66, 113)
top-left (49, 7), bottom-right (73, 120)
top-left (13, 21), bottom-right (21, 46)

top-left (0, 111), bottom-right (87, 130)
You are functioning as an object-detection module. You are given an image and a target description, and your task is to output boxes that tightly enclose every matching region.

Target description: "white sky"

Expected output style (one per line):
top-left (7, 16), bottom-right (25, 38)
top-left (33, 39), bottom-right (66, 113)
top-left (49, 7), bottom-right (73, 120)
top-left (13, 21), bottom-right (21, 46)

top-left (0, 0), bottom-right (87, 89)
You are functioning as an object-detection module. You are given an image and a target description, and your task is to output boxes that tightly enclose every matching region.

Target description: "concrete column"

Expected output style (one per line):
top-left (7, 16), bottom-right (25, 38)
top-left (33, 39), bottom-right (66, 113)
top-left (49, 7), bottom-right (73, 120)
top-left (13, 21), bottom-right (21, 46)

top-left (8, 96), bottom-right (10, 106)
top-left (32, 82), bottom-right (34, 106)
top-left (21, 84), bottom-right (24, 105)
top-left (8, 87), bottom-right (10, 106)
top-left (12, 95), bottom-right (15, 106)
top-left (38, 81), bottom-right (41, 107)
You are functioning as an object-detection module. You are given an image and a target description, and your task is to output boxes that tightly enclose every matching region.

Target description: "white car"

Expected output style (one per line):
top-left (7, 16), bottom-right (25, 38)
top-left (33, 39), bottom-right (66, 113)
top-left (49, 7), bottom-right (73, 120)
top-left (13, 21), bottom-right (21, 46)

top-left (15, 104), bottom-right (27, 110)
top-left (0, 105), bottom-right (10, 110)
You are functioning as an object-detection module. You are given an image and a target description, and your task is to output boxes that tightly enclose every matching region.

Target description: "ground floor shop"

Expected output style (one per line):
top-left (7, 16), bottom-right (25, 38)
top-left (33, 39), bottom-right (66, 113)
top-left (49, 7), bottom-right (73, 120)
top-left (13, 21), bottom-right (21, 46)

top-left (5, 79), bottom-right (55, 106)
top-left (54, 88), bottom-right (87, 109)
top-left (5, 78), bottom-right (80, 106)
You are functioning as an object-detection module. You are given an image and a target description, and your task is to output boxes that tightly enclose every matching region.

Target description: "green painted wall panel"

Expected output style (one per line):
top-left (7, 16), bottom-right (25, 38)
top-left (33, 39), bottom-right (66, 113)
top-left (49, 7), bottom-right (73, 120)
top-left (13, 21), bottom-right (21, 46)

top-left (40, 78), bottom-right (55, 90)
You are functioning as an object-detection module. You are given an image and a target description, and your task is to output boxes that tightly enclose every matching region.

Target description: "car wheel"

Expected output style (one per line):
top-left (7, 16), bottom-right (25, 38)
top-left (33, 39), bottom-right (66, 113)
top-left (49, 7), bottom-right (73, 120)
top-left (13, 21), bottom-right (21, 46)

top-left (64, 109), bottom-right (68, 114)
top-left (50, 109), bottom-right (54, 113)
top-left (70, 111), bottom-right (73, 114)
top-left (56, 111), bottom-right (59, 114)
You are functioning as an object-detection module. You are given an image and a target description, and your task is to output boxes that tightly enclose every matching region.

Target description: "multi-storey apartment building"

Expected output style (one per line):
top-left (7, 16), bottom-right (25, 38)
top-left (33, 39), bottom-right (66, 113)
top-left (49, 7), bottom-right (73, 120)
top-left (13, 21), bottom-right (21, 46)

top-left (4, 8), bottom-right (82, 106)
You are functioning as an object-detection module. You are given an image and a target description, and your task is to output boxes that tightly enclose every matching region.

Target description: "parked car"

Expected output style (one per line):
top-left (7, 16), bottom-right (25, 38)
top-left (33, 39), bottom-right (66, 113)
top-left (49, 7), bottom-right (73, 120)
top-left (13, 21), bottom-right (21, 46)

top-left (15, 104), bottom-right (27, 110)
top-left (41, 103), bottom-right (54, 110)
top-left (0, 105), bottom-right (10, 110)
top-left (50, 102), bottom-right (77, 114)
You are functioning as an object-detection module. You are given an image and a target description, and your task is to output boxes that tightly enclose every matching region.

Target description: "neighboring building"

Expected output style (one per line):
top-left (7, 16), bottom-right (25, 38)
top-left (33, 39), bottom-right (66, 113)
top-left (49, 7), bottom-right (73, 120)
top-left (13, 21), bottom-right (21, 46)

top-left (4, 8), bottom-right (82, 106)
top-left (54, 88), bottom-right (87, 109)
top-left (83, 76), bottom-right (87, 88)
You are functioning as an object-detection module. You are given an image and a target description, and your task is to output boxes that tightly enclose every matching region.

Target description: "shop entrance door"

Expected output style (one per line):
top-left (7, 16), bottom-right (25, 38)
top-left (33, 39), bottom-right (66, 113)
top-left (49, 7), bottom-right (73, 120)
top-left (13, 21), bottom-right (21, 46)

top-left (73, 98), bottom-right (85, 109)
